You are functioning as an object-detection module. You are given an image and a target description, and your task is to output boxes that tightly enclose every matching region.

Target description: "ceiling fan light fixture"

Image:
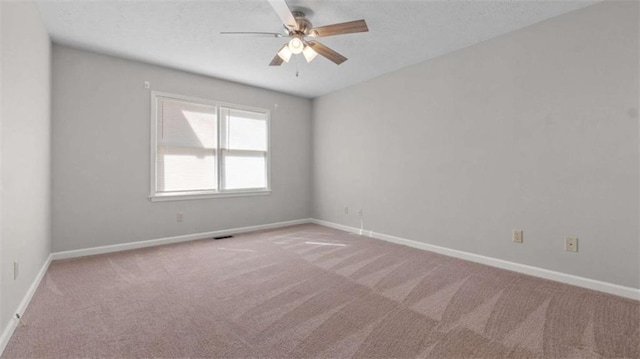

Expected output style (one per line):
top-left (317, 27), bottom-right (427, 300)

top-left (302, 45), bottom-right (317, 62)
top-left (288, 37), bottom-right (304, 54)
top-left (277, 45), bottom-right (293, 62)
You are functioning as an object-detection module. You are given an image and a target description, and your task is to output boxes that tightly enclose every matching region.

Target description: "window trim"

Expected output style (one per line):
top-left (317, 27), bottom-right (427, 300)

top-left (149, 91), bottom-right (271, 202)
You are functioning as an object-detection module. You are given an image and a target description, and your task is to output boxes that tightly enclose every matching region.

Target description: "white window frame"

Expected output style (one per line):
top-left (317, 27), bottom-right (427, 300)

top-left (149, 91), bottom-right (271, 202)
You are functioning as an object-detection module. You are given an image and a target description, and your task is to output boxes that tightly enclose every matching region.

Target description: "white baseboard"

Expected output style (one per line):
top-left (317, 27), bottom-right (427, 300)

top-left (311, 219), bottom-right (640, 301)
top-left (51, 218), bottom-right (312, 261)
top-left (0, 254), bottom-right (52, 356)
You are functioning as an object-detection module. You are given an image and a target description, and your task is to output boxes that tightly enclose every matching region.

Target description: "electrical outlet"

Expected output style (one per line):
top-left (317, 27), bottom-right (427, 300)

top-left (177, 212), bottom-right (184, 222)
top-left (358, 209), bottom-right (363, 217)
top-left (512, 230), bottom-right (523, 243)
top-left (565, 237), bottom-right (578, 252)
top-left (144, 81), bottom-right (150, 89)
top-left (13, 261), bottom-right (18, 280)
top-left (343, 206), bottom-right (349, 215)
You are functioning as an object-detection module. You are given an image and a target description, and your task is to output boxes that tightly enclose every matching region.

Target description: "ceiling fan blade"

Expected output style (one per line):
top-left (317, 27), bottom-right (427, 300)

top-left (307, 41), bottom-right (347, 65)
top-left (311, 20), bottom-right (368, 37)
top-left (267, 0), bottom-right (298, 31)
top-left (220, 31), bottom-right (284, 38)
top-left (269, 54), bottom-right (284, 66)
top-left (269, 46), bottom-right (285, 66)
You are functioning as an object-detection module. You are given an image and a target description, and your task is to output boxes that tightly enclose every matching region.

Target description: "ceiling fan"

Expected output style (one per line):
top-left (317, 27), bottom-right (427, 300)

top-left (221, 0), bottom-right (369, 66)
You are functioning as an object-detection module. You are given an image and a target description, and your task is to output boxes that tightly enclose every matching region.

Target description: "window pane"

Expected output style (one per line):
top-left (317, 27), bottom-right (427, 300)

top-left (158, 147), bottom-right (217, 192)
top-left (224, 154), bottom-right (266, 190)
top-left (160, 99), bottom-right (217, 149)
top-left (227, 109), bottom-right (267, 151)
top-left (152, 94), bottom-right (270, 198)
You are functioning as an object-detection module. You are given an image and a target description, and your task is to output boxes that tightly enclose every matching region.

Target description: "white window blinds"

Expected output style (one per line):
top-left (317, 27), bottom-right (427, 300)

top-left (152, 93), bottom-right (269, 200)
top-left (221, 108), bottom-right (268, 190)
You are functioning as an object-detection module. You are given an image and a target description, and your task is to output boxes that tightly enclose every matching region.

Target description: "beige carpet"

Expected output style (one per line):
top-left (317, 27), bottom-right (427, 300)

top-left (3, 224), bottom-right (639, 358)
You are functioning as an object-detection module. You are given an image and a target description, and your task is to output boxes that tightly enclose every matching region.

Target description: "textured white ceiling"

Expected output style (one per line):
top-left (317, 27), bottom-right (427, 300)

top-left (36, 0), bottom-right (598, 98)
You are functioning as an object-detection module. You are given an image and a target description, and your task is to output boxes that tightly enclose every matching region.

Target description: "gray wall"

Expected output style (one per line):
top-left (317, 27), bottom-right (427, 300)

top-left (312, 1), bottom-right (639, 288)
top-left (52, 46), bottom-right (312, 252)
top-left (0, 1), bottom-right (52, 332)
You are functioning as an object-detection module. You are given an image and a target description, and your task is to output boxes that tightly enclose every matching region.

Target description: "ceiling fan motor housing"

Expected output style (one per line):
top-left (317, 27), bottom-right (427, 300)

top-left (291, 11), bottom-right (313, 35)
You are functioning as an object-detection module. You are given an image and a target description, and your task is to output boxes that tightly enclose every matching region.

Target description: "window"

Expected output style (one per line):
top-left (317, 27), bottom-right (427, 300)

top-left (150, 92), bottom-right (270, 201)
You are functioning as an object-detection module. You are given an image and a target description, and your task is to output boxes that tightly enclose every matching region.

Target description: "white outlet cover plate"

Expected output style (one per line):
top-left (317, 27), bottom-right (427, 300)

top-left (565, 237), bottom-right (578, 252)
top-left (512, 230), bottom-right (523, 243)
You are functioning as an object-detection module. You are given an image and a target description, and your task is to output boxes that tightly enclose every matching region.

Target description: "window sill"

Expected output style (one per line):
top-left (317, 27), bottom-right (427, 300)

top-left (150, 189), bottom-right (271, 202)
